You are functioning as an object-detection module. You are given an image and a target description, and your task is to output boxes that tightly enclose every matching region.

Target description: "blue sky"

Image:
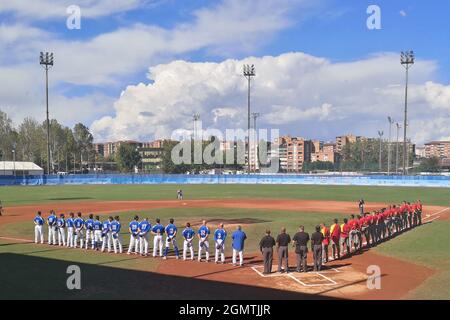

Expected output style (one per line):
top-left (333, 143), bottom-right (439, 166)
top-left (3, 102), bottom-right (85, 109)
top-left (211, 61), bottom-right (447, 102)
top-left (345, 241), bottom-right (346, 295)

top-left (0, 0), bottom-right (449, 144)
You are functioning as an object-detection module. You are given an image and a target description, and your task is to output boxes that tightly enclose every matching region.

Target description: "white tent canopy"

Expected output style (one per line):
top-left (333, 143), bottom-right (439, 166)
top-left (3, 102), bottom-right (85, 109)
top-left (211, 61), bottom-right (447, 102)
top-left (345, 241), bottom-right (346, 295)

top-left (0, 161), bottom-right (44, 175)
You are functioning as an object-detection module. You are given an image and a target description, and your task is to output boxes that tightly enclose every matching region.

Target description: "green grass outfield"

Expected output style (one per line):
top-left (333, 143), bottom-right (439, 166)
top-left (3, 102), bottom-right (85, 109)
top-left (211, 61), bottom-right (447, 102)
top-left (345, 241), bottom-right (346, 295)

top-left (0, 184), bottom-right (449, 299)
top-left (0, 184), bottom-right (450, 207)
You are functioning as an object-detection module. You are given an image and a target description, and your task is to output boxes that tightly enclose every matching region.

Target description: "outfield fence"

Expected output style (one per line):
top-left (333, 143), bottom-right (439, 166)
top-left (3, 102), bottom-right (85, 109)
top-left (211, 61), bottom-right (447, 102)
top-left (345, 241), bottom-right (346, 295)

top-left (0, 174), bottom-right (449, 187)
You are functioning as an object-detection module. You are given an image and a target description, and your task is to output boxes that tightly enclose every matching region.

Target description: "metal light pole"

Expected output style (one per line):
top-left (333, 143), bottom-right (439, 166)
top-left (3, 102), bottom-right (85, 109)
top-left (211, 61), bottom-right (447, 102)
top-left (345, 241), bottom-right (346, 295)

top-left (378, 131), bottom-right (384, 172)
top-left (243, 64), bottom-right (255, 175)
top-left (401, 51), bottom-right (414, 175)
top-left (387, 116), bottom-right (394, 175)
top-left (192, 113), bottom-right (200, 141)
top-left (12, 144), bottom-right (16, 177)
top-left (395, 123), bottom-right (401, 174)
top-left (251, 112), bottom-right (260, 173)
top-left (40, 51), bottom-right (54, 175)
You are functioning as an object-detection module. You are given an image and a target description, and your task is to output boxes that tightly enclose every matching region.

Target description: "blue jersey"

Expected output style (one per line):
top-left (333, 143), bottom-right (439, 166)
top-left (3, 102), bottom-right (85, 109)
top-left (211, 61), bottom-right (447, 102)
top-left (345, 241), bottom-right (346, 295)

top-left (110, 221), bottom-right (121, 233)
top-left (34, 216), bottom-right (44, 226)
top-left (129, 221), bottom-right (139, 235)
top-left (47, 215), bottom-right (57, 226)
top-left (152, 223), bottom-right (165, 235)
top-left (85, 219), bottom-right (94, 230)
top-left (232, 230), bottom-right (247, 251)
top-left (57, 218), bottom-right (66, 228)
top-left (66, 218), bottom-right (74, 228)
top-left (198, 225), bottom-right (210, 239)
top-left (74, 217), bottom-right (84, 229)
top-left (102, 221), bottom-right (111, 232)
top-left (182, 227), bottom-right (195, 239)
top-left (93, 220), bottom-right (102, 231)
top-left (139, 220), bottom-right (151, 234)
top-left (214, 229), bottom-right (227, 241)
top-left (165, 224), bottom-right (177, 237)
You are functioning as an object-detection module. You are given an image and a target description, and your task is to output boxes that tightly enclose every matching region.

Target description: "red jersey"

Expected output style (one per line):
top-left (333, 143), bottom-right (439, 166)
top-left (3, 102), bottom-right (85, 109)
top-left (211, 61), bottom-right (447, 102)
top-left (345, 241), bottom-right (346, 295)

top-left (340, 223), bottom-right (350, 238)
top-left (330, 223), bottom-right (340, 239)
top-left (321, 227), bottom-right (330, 245)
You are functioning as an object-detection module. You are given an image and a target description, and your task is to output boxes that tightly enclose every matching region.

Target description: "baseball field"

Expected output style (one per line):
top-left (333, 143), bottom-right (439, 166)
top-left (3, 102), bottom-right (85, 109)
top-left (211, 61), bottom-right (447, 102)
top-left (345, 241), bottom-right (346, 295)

top-left (0, 184), bottom-right (449, 300)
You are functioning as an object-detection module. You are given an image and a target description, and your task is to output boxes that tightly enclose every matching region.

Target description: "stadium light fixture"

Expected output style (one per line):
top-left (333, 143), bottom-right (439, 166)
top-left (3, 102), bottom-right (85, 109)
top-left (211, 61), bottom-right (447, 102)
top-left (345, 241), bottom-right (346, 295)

top-left (40, 52), bottom-right (54, 174)
top-left (243, 64), bottom-right (256, 175)
top-left (400, 50), bottom-right (414, 175)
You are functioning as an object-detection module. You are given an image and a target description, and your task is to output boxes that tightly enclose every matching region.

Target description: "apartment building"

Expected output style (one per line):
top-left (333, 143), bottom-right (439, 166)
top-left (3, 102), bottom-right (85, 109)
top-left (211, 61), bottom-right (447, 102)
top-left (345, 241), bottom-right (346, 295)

top-left (424, 141), bottom-right (450, 159)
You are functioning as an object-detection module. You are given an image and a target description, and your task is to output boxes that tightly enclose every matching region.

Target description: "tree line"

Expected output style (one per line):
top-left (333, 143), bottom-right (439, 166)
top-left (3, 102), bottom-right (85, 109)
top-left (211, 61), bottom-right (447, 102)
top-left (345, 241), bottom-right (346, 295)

top-left (0, 109), bottom-right (94, 173)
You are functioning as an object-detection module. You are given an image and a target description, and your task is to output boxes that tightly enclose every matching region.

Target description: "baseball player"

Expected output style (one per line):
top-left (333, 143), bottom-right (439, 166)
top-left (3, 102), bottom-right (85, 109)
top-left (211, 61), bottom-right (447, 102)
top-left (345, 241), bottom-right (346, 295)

top-left (66, 212), bottom-right (75, 248)
top-left (182, 222), bottom-right (195, 260)
top-left (340, 218), bottom-right (350, 256)
top-left (197, 220), bottom-right (210, 262)
top-left (101, 216), bottom-right (113, 253)
top-left (163, 218), bottom-right (180, 259)
top-left (73, 212), bottom-right (85, 248)
top-left (47, 211), bottom-right (57, 245)
top-left (127, 215), bottom-right (140, 255)
top-left (93, 216), bottom-right (103, 251)
top-left (177, 189), bottom-right (183, 200)
top-left (330, 218), bottom-right (340, 260)
top-left (138, 217), bottom-right (151, 256)
top-left (110, 216), bottom-right (123, 254)
top-left (56, 213), bottom-right (66, 246)
top-left (214, 223), bottom-right (227, 264)
top-left (33, 211), bottom-right (45, 244)
top-left (84, 214), bottom-right (95, 250)
top-left (151, 218), bottom-right (165, 257)
top-left (0, 200), bottom-right (3, 216)
top-left (320, 222), bottom-right (330, 263)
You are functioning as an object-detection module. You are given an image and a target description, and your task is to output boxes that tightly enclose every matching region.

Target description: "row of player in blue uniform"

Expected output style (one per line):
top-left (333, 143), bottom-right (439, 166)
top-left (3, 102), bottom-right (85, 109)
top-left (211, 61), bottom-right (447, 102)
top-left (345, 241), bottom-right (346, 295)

top-left (33, 211), bottom-right (248, 265)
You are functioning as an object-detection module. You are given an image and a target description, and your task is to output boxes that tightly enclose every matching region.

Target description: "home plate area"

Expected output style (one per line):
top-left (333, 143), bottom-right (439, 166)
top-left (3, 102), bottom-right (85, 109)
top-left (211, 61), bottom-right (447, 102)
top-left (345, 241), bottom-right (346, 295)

top-left (250, 264), bottom-right (369, 296)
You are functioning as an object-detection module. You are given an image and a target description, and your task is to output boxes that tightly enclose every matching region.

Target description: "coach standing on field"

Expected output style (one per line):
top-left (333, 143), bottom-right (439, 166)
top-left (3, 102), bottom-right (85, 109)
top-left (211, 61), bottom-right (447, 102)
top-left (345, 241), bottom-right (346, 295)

top-left (276, 227), bottom-right (291, 273)
top-left (292, 226), bottom-right (309, 273)
top-left (259, 230), bottom-right (276, 275)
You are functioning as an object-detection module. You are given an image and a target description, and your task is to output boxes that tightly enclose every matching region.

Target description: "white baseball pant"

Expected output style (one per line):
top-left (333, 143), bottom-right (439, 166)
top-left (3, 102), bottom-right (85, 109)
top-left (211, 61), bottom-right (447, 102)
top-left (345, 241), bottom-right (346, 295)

top-left (74, 229), bottom-right (84, 248)
top-left (127, 234), bottom-right (139, 254)
top-left (198, 239), bottom-right (209, 261)
top-left (183, 238), bottom-right (194, 260)
top-left (112, 233), bottom-right (123, 253)
top-left (101, 232), bottom-right (112, 252)
top-left (58, 227), bottom-right (66, 246)
top-left (153, 234), bottom-right (163, 257)
top-left (85, 230), bottom-right (94, 249)
top-left (94, 230), bottom-right (102, 249)
top-left (139, 233), bottom-right (149, 255)
top-left (48, 225), bottom-right (56, 245)
top-left (215, 239), bottom-right (225, 263)
top-left (34, 225), bottom-right (44, 244)
top-left (67, 227), bottom-right (74, 247)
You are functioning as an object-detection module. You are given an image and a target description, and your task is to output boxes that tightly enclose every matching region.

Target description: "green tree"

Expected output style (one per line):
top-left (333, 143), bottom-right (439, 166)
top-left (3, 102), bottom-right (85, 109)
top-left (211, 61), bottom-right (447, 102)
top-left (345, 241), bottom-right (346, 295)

top-left (416, 157), bottom-right (441, 173)
top-left (115, 143), bottom-right (141, 172)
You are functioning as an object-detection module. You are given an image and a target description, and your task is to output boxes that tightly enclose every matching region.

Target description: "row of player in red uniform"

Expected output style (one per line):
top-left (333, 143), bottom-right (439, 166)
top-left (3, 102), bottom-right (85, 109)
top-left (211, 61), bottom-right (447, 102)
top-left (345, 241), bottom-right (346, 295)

top-left (319, 200), bottom-right (423, 262)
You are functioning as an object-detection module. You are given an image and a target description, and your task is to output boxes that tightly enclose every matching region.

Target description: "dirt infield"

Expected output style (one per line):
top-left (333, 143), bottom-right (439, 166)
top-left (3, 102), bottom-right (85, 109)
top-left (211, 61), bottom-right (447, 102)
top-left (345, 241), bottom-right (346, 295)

top-left (0, 198), bottom-right (447, 299)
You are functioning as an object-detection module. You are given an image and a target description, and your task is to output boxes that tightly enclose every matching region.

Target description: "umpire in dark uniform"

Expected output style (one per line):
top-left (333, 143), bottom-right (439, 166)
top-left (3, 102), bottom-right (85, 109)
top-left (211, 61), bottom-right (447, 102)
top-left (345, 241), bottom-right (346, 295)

top-left (259, 229), bottom-right (276, 274)
top-left (276, 227), bottom-right (291, 273)
top-left (292, 226), bottom-right (309, 273)
top-left (311, 225), bottom-right (324, 271)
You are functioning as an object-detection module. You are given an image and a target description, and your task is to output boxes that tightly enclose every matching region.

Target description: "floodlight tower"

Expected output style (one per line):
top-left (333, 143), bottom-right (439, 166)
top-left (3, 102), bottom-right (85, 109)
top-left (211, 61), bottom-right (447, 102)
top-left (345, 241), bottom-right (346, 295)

top-left (243, 64), bottom-right (255, 175)
top-left (387, 116), bottom-right (394, 175)
top-left (40, 51), bottom-right (54, 174)
top-left (378, 130), bottom-right (384, 172)
top-left (400, 50), bottom-right (414, 175)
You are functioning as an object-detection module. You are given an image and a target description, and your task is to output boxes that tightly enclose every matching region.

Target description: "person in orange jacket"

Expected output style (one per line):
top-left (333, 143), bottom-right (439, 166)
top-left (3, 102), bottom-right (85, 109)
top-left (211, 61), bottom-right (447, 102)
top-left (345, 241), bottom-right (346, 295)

top-left (320, 223), bottom-right (330, 263)
top-left (330, 218), bottom-right (340, 260)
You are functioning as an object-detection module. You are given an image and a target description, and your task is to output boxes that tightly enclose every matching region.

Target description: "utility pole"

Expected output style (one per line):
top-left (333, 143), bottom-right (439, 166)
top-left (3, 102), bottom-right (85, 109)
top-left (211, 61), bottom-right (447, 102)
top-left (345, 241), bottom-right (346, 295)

top-left (40, 52), bottom-right (54, 175)
top-left (400, 51), bottom-right (414, 175)
top-left (243, 64), bottom-right (255, 175)
top-left (251, 112), bottom-right (260, 173)
top-left (378, 131), bottom-right (384, 172)
top-left (387, 116), bottom-right (394, 175)
top-left (395, 123), bottom-right (401, 174)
